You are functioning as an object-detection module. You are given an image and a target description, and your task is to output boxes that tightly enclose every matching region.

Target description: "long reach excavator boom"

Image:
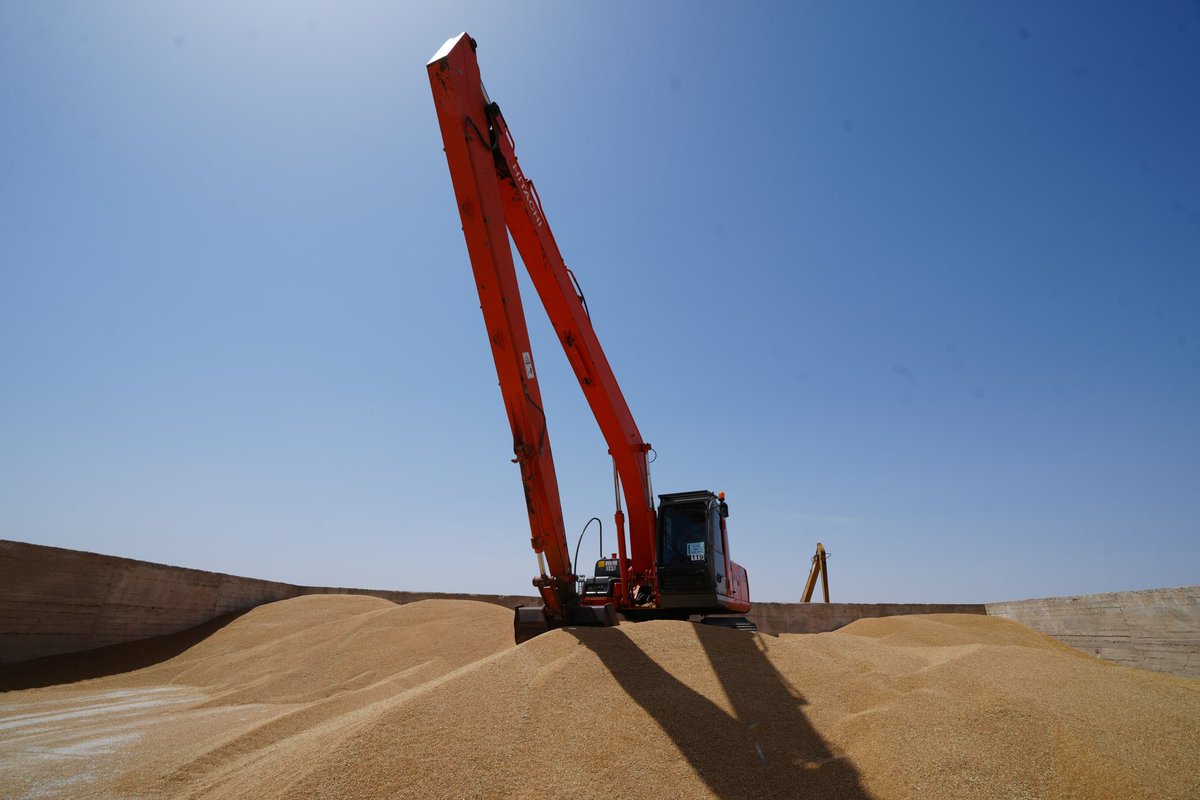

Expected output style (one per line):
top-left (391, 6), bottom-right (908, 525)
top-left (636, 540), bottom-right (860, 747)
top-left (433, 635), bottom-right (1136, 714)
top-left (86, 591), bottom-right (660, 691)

top-left (428, 33), bottom-right (749, 642)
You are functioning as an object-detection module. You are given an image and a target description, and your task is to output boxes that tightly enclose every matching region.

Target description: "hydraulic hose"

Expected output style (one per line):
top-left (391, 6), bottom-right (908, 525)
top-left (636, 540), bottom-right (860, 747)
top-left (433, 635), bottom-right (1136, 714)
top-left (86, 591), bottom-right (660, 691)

top-left (572, 517), bottom-right (603, 576)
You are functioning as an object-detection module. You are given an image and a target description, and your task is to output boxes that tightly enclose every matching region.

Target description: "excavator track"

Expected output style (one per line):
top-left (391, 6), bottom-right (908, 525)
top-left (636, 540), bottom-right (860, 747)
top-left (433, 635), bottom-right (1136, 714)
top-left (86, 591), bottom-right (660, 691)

top-left (700, 616), bottom-right (758, 631)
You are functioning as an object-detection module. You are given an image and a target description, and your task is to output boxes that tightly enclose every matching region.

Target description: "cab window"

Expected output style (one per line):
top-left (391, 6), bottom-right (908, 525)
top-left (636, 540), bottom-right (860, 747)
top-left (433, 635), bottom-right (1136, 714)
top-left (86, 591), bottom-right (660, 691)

top-left (659, 504), bottom-right (707, 567)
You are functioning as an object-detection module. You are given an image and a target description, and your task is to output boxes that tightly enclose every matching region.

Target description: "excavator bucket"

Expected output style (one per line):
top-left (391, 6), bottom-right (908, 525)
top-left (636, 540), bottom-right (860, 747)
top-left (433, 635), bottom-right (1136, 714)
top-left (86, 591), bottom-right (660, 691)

top-left (513, 606), bottom-right (553, 644)
top-left (513, 603), bottom-right (618, 644)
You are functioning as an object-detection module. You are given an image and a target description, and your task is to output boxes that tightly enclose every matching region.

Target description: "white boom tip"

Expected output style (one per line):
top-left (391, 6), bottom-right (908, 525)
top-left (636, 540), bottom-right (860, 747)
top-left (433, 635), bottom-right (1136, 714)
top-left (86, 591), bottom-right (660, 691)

top-left (428, 32), bottom-right (470, 66)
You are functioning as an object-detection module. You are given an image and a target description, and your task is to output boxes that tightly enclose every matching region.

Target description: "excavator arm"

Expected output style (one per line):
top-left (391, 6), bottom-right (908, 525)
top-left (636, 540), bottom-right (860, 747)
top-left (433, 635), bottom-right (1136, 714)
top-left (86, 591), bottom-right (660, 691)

top-left (427, 34), bottom-right (577, 619)
top-left (486, 81), bottom-right (659, 599)
top-left (801, 543), bottom-right (830, 603)
top-left (428, 33), bottom-right (653, 626)
top-left (428, 33), bottom-right (749, 640)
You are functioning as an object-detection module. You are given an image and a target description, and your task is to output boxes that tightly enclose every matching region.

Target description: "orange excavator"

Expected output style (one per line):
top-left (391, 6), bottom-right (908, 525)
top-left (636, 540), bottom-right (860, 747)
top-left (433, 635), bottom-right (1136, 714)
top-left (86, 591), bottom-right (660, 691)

top-left (427, 33), bottom-right (751, 642)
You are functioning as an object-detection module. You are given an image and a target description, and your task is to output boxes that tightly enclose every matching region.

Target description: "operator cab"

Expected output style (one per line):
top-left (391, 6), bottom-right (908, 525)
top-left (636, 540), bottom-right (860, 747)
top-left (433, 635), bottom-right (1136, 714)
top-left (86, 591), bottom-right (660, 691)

top-left (655, 490), bottom-right (746, 613)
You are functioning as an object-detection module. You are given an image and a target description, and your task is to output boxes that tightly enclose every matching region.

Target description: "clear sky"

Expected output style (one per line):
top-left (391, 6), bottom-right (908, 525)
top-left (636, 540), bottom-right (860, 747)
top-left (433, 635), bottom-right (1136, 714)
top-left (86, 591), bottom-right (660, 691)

top-left (2, 2), bottom-right (1197, 603)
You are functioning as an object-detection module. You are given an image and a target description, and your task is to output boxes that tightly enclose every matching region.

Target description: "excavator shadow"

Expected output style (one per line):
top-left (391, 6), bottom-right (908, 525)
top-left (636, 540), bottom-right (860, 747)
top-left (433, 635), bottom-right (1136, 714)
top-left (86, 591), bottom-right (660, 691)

top-left (566, 623), bottom-right (874, 800)
top-left (0, 609), bottom-right (250, 692)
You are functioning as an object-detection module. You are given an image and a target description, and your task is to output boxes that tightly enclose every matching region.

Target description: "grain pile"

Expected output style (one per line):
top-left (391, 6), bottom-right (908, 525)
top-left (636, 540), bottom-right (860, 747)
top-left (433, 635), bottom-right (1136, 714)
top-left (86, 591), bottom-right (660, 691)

top-left (2, 596), bottom-right (1197, 799)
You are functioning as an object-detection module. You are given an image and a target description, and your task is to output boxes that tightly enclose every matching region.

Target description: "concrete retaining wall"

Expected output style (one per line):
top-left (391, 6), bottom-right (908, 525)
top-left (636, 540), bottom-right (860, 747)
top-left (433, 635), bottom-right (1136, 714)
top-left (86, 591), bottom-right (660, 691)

top-left (3, 540), bottom-right (1196, 678)
top-left (0, 540), bottom-right (536, 666)
top-left (746, 601), bottom-right (987, 636)
top-left (987, 586), bottom-right (1200, 679)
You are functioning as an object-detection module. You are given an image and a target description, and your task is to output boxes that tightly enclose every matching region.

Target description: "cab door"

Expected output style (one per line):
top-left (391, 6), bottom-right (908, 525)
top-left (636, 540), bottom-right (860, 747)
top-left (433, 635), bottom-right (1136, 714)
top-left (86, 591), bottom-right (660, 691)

top-left (709, 506), bottom-right (726, 587)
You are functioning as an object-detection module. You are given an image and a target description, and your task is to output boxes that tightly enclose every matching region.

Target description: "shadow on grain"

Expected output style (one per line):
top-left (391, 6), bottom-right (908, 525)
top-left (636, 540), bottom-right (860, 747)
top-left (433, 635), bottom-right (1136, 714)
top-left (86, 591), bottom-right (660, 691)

top-left (568, 622), bottom-right (873, 799)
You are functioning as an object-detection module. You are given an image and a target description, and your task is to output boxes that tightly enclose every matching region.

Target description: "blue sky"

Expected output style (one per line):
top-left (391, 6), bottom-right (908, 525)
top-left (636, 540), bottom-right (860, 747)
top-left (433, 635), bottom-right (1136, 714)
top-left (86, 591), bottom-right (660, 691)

top-left (2, 2), bottom-right (1197, 603)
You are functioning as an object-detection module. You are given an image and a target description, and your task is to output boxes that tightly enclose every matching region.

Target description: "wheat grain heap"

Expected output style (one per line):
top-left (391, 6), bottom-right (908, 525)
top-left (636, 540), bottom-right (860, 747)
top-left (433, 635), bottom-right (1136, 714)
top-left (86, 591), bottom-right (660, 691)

top-left (1, 595), bottom-right (1197, 799)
